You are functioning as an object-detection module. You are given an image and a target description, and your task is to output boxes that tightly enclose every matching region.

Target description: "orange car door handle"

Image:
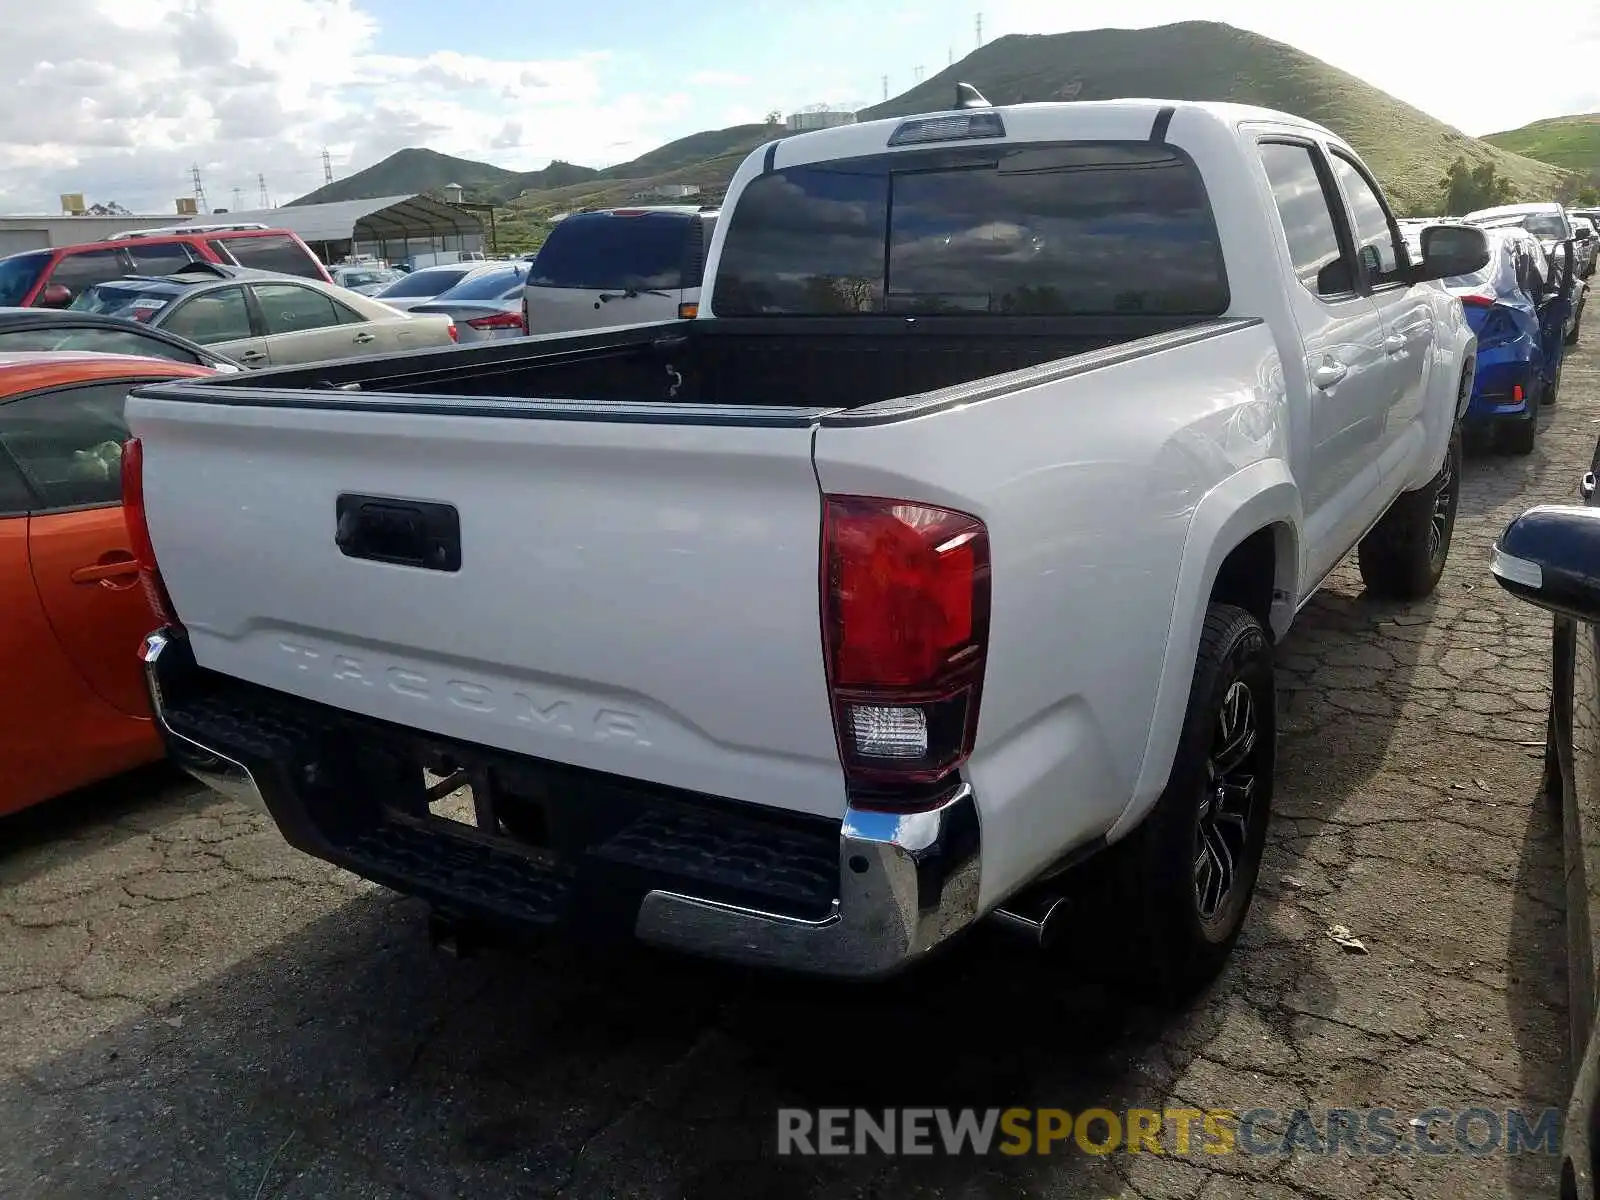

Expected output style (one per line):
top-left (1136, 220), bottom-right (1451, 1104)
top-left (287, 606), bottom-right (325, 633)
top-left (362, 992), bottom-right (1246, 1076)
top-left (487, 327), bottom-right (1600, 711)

top-left (71, 555), bottom-right (139, 584)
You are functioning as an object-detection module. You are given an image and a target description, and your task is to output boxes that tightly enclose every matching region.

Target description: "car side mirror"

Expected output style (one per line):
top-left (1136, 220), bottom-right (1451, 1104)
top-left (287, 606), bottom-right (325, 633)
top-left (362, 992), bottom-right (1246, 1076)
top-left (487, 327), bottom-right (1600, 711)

top-left (1410, 224), bottom-right (1490, 283)
top-left (1492, 504), bottom-right (1600, 623)
top-left (37, 283), bottom-right (72, 308)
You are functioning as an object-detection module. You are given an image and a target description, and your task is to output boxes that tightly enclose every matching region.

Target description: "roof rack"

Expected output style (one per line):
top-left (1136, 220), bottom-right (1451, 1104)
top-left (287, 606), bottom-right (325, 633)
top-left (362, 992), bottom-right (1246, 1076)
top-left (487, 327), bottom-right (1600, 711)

top-left (106, 222), bottom-right (271, 241)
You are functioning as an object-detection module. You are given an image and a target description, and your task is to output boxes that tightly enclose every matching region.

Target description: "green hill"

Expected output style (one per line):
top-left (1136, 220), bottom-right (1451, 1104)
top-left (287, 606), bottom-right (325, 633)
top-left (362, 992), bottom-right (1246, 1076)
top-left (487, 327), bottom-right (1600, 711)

top-left (290, 21), bottom-right (1572, 243)
top-left (287, 147), bottom-right (523, 207)
top-left (1484, 113), bottom-right (1600, 176)
top-left (858, 21), bottom-right (1566, 214)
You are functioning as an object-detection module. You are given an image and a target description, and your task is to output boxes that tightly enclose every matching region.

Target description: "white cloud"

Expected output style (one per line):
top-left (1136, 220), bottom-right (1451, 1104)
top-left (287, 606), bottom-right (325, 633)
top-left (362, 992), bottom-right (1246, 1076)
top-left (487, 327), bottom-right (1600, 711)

top-left (0, 0), bottom-right (699, 212)
top-left (689, 69), bottom-right (753, 88)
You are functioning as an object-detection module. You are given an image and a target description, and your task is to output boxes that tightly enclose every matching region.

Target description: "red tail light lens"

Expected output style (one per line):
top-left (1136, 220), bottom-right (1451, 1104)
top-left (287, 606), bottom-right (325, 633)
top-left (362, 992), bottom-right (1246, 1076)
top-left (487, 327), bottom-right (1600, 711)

top-left (446, 322), bottom-right (459, 342)
top-left (1459, 292), bottom-right (1495, 307)
top-left (822, 495), bottom-right (990, 797)
top-left (465, 310), bottom-right (526, 330)
top-left (120, 437), bottom-right (183, 630)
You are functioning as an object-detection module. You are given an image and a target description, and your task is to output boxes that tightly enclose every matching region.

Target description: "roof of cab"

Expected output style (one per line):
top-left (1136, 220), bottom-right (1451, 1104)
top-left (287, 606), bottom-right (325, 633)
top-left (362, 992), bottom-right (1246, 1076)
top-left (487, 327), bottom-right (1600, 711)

top-left (762, 97), bottom-right (1341, 170)
top-left (1463, 201), bottom-right (1566, 220)
top-left (0, 351), bottom-right (214, 396)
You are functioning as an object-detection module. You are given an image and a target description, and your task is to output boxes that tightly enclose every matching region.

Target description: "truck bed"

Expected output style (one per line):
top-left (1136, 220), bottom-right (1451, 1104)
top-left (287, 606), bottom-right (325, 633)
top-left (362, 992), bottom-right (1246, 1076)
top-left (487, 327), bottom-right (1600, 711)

top-left (180, 313), bottom-right (1226, 412)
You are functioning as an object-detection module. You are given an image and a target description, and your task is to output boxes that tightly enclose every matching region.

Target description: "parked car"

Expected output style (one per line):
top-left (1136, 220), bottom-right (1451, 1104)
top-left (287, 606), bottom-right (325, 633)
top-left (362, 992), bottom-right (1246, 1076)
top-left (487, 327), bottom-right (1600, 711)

top-left (0, 222), bottom-right (331, 311)
top-left (329, 265), bottom-right (403, 296)
top-left (369, 262), bottom-right (496, 312)
top-left (407, 262), bottom-right (530, 342)
top-left (0, 352), bottom-right (218, 817)
top-left (522, 206), bottom-right (717, 334)
top-left (1443, 227), bottom-right (1572, 453)
top-left (1572, 214), bottom-right (1600, 279)
top-left (69, 262), bottom-right (457, 368)
top-left (1491, 452), bottom-right (1600, 1199)
top-left (1463, 200), bottom-right (1575, 245)
top-left (1570, 273), bottom-right (1589, 346)
top-left (125, 94), bottom-right (1486, 996)
top-left (0, 307), bottom-right (241, 370)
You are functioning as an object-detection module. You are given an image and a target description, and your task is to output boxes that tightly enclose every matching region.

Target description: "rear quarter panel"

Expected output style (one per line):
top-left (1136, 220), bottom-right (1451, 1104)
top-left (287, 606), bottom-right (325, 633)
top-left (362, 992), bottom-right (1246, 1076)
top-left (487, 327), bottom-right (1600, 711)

top-left (812, 321), bottom-right (1289, 906)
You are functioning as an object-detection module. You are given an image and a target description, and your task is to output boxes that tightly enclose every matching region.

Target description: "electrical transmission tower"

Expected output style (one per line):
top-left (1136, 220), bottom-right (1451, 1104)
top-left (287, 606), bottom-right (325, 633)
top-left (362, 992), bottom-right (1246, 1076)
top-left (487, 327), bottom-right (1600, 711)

top-left (321, 148), bottom-right (334, 184)
top-left (913, 65), bottom-right (925, 83)
top-left (190, 164), bottom-right (208, 213)
top-left (975, 12), bottom-right (983, 46)
top-left (881, 74), bottom-right (888, 101)
top-left (258, 174), bottom-right (270, 207)
top-left (231, 186), bottom-right (243, 210)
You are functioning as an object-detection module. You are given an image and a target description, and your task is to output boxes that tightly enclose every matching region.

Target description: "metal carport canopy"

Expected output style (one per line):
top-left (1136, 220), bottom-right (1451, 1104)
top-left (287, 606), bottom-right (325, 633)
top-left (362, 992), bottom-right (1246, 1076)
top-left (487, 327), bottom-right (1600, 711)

top-left (214, 194), bottom-right (483, 242)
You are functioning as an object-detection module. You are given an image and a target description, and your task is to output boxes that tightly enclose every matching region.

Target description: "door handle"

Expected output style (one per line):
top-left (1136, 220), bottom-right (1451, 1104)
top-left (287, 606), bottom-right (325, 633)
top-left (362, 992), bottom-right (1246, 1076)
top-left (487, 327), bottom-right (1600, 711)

top-left (1383, 333), bottom-right (1407, 355)
top-left (1311, 358), bottom-right (1349, 389)
top-left (71, 553), bottom-right (138, 584)
top-left (353, 332), bottom-right (376, 344)
top-left (239, 349), bottom-right (266, 362)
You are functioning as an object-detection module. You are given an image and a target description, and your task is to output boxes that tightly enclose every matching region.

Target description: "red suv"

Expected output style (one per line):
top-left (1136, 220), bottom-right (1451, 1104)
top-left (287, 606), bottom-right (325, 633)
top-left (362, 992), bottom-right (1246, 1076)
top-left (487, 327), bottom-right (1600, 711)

top-left (0, 223), bottom-right (332, 309)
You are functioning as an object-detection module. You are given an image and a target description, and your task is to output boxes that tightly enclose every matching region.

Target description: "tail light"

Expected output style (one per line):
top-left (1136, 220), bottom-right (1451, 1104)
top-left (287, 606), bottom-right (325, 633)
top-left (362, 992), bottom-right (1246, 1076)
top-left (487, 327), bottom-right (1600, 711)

top-left (465, 310), bottom-right (526, 331)
top-left (120, 437), bottom-right (183, 631)
top-left (821, 495), bottom-right (990, 802)
top-left (446, 322), bottom-right (459, 342)
top-left (1458, 290), bottom-right (1496, 307)
top-left (678, 302), bottom-right (698, 319)
top-left (1513, 384), bottom-right (1525, 402)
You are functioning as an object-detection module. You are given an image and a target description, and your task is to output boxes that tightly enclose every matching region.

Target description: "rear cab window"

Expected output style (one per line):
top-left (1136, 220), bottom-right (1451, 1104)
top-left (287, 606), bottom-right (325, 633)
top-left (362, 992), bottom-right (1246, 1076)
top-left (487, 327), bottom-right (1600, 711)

top-left (42, 248), bottom-right (130, 302)
top-left (530, 212), bottom-right (691, 292)
top-left (216, 233), bottom-right (325, 280)
top-left (376, 269), bottom-right (472, 298)
top-left (711, 143), bottom-right (1229, 315)
top-left (125, 240), bottom-right (201, 276)
top-left (69, 280), bottom-right (178, 321)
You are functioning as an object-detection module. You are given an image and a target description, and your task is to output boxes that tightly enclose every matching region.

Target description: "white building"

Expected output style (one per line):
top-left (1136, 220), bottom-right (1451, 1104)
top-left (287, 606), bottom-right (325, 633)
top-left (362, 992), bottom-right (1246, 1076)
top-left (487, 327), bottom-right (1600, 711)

top-left (785, 108), bottom-right (857, 132)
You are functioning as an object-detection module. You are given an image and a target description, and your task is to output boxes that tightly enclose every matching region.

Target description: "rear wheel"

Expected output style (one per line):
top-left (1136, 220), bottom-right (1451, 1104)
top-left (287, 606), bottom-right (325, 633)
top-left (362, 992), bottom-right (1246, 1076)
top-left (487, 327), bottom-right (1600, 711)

top-left (1111, 604), bottom-right (1274, 1002)
top-left (1567, 308), bottom-right (1583, 347)
top-left (1358, 421), bottom-right (1463, 598)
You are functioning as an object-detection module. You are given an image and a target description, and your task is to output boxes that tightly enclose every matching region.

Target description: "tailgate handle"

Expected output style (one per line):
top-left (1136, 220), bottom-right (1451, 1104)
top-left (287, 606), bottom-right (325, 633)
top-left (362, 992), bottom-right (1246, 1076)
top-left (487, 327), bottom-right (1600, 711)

top-left (335, 494), bottom-right (461, 572)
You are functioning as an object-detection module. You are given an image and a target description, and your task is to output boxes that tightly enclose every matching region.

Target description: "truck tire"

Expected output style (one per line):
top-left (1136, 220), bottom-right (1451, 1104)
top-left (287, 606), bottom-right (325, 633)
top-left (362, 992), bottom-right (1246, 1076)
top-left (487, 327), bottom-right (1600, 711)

top-left (1114, 603), bottom-right (1274, 1002)
top-left (1357, 421), bottom-right (1463, 599)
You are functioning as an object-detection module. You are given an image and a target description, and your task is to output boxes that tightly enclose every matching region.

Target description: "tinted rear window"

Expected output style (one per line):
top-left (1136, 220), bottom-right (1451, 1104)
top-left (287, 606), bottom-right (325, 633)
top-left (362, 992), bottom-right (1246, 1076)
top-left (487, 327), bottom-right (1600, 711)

top-left (375, 268), bottom-right (471, 298)
top-left (529, 213), bottom-right (688, 291)
top-left (0, 251), bottom-right (50, 306)
top-left (436, 264), bottom-right (528, 301)
top-left (219, 233), bottom-right (323, 279)
top-left (712, 142), bottom-right (1229, 316)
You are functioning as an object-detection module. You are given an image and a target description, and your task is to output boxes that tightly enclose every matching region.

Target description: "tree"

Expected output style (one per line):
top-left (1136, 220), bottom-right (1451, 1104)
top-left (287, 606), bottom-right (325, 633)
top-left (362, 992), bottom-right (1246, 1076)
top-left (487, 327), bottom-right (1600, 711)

top-left (1577, 181), bottom-right (1600, 207)
top-left (765, 109), bottom-right (782, 126)
top-left (1438, 157), bottom-right (1514, 215)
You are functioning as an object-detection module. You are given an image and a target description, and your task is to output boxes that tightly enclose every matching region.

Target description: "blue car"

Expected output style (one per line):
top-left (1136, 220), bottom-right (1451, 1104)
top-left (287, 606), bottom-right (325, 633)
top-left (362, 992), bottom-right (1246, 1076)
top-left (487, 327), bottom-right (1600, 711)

top-left (1445, 227), bottom-right (1573, 455)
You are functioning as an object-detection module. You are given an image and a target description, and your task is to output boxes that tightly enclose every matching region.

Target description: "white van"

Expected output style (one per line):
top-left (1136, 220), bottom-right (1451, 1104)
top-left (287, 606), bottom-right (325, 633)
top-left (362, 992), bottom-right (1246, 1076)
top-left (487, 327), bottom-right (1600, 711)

top-left (521, 206), bottom-right (717, 335)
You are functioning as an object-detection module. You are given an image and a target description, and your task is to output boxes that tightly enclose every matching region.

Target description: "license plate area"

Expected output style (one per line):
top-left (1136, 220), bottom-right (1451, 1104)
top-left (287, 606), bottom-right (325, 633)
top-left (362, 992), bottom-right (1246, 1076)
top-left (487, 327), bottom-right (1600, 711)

top-left (399, 750), bottom-right (567, 866)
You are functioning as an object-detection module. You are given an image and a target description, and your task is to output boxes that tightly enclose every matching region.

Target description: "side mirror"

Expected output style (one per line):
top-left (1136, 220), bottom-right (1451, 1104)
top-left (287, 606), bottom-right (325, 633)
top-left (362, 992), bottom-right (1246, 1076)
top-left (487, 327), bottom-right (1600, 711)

top-left (1409, 224), bottom-right (1491, 283)
top-left (1492, 504), bottom-right (1600, 622)
top-left (37, 283), bottom-right (72, 308)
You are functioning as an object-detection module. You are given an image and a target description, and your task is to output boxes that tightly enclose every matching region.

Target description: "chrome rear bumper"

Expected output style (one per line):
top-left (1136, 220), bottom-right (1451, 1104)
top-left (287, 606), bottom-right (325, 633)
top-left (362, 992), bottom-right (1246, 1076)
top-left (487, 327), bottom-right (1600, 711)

top-left (140, 628), bottom-right (983, 978)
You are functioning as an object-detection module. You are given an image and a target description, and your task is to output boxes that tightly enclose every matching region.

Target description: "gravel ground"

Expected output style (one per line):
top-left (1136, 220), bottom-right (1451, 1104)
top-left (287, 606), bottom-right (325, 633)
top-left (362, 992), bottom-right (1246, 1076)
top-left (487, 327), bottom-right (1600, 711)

top-left (1, 335), bottom-right (1595, 1199)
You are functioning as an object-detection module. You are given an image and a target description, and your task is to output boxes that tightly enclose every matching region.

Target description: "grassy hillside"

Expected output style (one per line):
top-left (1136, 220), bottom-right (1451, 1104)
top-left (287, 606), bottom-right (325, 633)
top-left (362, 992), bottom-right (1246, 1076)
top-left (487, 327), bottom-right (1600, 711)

top-left (288, 147), bottom-right (522, 206)
top-left (1484, 112), bottom-right (1600, 175)
top-left (859, 21), bottom-right (1567, 214)
top-left (293, 21), bottom-right (1572, 248)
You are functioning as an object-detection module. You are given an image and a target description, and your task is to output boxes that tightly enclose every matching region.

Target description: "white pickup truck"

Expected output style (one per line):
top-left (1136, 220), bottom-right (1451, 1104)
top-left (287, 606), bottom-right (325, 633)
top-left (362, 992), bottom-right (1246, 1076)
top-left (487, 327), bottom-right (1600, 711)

top-left (125, 92), bottom-right (1487, 997)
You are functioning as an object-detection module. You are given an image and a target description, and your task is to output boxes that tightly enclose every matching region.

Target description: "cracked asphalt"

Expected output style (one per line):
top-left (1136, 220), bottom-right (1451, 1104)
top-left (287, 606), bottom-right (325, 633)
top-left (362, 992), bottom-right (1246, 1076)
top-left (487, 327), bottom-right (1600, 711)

top-left (3, 336), bottom-right (1596, 1200)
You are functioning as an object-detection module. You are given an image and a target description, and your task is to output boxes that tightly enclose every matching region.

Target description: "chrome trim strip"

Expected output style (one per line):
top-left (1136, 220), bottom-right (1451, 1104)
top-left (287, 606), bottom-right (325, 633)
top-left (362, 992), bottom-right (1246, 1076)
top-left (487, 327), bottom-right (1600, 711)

top-left (634, 783), bottom-right (982, 978)
top-left (140, 631), bottom-right (267, 810)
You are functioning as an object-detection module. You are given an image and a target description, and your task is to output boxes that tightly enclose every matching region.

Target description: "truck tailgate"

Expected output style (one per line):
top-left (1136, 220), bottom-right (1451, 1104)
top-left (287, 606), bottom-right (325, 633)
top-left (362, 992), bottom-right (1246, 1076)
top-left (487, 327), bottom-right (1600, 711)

top-left (126, 395), bottom-right (848, 818)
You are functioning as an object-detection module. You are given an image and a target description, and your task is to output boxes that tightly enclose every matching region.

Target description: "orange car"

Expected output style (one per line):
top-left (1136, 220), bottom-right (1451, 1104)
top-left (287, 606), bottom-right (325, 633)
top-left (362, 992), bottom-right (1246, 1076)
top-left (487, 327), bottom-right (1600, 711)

top-left (1, 352), bottom-right (215, 816)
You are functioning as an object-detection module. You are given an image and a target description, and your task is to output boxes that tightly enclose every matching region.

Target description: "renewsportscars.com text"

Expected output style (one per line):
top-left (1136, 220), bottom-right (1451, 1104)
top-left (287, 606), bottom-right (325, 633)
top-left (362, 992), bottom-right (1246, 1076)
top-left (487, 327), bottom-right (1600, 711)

top-left (776, 1107), bottom-right (1561, 1157)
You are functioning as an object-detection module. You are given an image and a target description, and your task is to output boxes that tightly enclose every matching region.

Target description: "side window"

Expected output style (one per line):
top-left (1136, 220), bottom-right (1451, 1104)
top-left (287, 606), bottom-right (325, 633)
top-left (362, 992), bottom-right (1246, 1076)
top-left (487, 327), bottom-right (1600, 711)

top-left (162, 287), bottom-right (253, 345)
top-left (221, 234), bottom-right (323, 280)
top-left (0, 446), bottom-right (34, 517)
top-left (126, 240), bottom-right (199, 276)
top-left (251, 284), bottom-right (342, 335)
top-left (331, 298), bottom-right (367, 325)
top-left (1259, 142), bottom-right (1353, 298)
top-left (43, 249), bottom-right (128, 300)
top-left (0, 382), bottom-right (138, 511)
top-left (1328, 153), bottom-right (1404, 284)
top-left (0, 326), bottom-right (200, 363)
